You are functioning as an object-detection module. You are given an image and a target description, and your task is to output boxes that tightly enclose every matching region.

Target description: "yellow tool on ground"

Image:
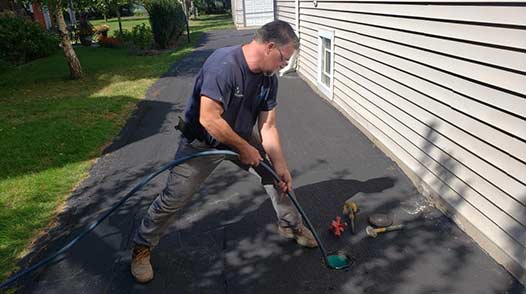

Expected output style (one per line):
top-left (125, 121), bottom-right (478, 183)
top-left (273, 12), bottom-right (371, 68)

top-left (366, 224), bottom-right (404, 238)
top-left (343, 201), bottom-right (358, 234)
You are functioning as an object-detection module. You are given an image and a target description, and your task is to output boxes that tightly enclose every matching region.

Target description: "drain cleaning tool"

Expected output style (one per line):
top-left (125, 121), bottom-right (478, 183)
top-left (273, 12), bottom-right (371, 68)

top-left (343, 201), bottom-right (358, 234)
top-left (366, 224), bottom-right (404, 238)
top-left (1, 150), bottom-right (350, 289)
top-left (258, 159), bottom-right (352, 270)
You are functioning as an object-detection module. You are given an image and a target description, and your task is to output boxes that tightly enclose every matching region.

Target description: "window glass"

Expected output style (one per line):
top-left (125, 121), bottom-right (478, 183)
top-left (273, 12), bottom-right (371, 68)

top-left (318, 32), bottom-right (333, 94)
top-left (321, 72), bottom-right (330, 86)
top-left (323, 38), bottom-right (331, 49)
top-left (324, 49), bottom-right (331, 74)
top-left (320, 36), bottom-right (332, 87)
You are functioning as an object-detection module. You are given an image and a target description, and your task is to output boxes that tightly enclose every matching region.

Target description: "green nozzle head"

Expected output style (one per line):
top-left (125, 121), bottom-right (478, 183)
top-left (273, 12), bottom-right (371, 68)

top-left (326, 252), bottom-right (351, 270)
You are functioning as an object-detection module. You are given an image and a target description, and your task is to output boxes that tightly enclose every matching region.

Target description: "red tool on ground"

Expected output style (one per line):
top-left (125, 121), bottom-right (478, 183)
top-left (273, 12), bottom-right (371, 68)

top-left (329, 216), bottom-right (348, 237)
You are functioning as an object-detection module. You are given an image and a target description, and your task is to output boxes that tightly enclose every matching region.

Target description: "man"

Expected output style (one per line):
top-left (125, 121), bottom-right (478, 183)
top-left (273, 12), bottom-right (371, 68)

top-left (131, 20), bottom-right (317, 283)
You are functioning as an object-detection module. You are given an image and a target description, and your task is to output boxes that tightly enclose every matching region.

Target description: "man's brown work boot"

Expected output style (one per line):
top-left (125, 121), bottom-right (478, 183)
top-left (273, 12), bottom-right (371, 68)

top-left (278, 224), bottom-right (318, 248)
top-left (131, 244), bottom-right (153, 283)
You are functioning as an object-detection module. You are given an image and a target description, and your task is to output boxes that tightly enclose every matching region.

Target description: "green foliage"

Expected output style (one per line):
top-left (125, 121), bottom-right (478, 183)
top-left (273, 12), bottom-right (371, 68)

top-left (0, 14), bottom-right (233, 282)
top-left (114, 23), bottom-right (154, 52)
top-left (0, 59), bottom-right (14, 74)
top-left (143, 0), bottom-right (186, 49)
top-left (193, 0), bottom-right (228, 14)
top-left (90, 16), bottom-right (150, 35)
top-left (0, 15), bottom-right (59, 65)
top-left (73, 0), bottom-right (132, 18)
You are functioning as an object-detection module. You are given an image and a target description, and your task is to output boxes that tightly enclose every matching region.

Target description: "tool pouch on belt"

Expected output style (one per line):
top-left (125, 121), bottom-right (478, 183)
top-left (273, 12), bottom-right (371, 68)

top-left (174, 116), bottom-right (201, 141)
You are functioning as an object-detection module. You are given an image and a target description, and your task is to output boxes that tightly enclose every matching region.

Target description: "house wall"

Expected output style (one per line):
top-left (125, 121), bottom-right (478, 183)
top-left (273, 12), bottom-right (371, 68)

top-left (275, 0), bottom-right (296, 30)
top-left (245, 0), bottom-right (274, 26)
top-left (278, 0), bottom-right (526, 284)
top-left (231, 0), bottom-right (275, 28)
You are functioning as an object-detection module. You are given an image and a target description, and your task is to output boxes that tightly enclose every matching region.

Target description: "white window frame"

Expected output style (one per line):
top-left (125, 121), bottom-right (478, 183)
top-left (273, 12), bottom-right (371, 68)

top-left (317, 30), bottom-right (335, 99)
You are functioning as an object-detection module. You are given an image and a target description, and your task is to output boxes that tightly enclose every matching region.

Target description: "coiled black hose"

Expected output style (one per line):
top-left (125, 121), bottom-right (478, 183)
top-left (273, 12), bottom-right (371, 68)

top-left (1, 150), bottom-right (340, 289)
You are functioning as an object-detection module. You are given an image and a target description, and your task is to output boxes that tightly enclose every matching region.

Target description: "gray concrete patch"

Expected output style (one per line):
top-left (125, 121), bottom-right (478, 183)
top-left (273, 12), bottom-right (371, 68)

top-left (11, 29), bottom-right (523, 294)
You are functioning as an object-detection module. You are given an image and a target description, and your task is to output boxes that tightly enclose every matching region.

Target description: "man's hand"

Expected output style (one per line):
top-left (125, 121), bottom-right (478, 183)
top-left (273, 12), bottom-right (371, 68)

top-left (200, 96), bottom-right (260, 165)
top-left (274, 164), bottom-right (292, 193)
top-left (238, 143), bottom-right (263, 166)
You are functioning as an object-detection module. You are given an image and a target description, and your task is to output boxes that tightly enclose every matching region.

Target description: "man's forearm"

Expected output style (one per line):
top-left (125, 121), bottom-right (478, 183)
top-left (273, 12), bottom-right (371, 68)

top-left (261, 126), bottom-right (288, 169)
top-left (200, 116), bottom-right (250, 152)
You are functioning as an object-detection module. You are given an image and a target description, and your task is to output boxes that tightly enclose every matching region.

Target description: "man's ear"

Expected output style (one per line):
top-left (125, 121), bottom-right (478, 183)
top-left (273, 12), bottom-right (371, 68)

top-left (265, 42), bottom-right (276, 55)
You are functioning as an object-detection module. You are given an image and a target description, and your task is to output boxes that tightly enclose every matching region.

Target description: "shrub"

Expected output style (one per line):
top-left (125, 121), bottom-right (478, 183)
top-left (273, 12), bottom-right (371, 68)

top-left (114, 24), bottom-right (153, 53)
top-left (129, 24), bottom-right (154, 50)
top-left (0, 58), bottom-right (13, 74)
top-left (143, 0), bottom-right (186, 49)
top-left (0, 15), bottom-right (59, 65)
top-left (193, 0), bottom-right (228, 14)
top-left (0, 10), bottom-right (16, 18)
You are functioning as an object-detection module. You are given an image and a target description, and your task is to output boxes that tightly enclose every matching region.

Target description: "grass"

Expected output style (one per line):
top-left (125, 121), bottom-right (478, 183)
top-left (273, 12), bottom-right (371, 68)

top-left (90, 14), bottom-right (235, 37)
top-left (0, 14), bottom-right (233, 283)
top-left (90, 16), bottom-right (150, 35)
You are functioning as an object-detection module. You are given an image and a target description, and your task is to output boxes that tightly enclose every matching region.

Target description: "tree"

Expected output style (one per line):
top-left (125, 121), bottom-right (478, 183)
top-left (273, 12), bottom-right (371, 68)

top-left (90, 0), bottom-right (130, 34)
top-left (26, 0), bottom-right (83, 79)
top-left (111, 0), bottom-right (123, 34)
top-left (49, 0), bottom-right (83, 79)
top-left (94, 0), bottom-right (111, 23)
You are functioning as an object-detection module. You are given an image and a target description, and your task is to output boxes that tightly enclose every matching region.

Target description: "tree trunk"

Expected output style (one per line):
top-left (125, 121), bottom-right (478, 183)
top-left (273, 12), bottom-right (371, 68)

top-left (116, 7), bottom-right (122, 34)
top-left (54, 0), bottom-right (83, 79)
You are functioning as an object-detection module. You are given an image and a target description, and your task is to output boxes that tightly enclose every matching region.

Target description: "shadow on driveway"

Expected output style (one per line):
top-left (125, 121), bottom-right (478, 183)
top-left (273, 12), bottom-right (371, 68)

top-left (12, 28), bottom-right (524, 294)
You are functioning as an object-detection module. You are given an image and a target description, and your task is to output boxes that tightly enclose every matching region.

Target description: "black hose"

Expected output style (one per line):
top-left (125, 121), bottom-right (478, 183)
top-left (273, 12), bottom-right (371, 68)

top-left (0, 150), bottom-right (329, 289)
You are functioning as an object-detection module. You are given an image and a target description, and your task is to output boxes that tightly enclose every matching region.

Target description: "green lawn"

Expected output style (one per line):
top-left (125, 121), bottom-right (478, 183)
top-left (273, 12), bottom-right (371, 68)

top-left (0, 14), bottom-right (233, 283)
top-left (90, 14), bottom-right (235, 37)
top-left (90, 16), bottom-right (150, 35)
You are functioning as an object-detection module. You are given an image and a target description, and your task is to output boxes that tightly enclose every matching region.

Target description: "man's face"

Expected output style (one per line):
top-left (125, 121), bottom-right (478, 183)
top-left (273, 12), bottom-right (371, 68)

top-left (263, 42), bottom-right (295, 76)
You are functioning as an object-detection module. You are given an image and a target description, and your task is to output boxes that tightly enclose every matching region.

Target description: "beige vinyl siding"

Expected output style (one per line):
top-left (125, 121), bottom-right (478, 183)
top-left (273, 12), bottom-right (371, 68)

top-left (231, 0), bottom-right (275, 27)
top-left (275, 0), bottom-right (297, 30)
top-left (279, 0), bottom-right (526, 284)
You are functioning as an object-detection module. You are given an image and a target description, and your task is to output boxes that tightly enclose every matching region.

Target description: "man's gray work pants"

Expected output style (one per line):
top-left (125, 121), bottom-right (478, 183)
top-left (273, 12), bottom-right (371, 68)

top-left (133, 136), bottom-right (302, 248)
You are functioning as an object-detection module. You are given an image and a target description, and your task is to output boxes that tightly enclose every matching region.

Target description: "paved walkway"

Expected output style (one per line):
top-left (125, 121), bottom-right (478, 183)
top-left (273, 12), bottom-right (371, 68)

top-left (15, 29), bottom-right (523, 294)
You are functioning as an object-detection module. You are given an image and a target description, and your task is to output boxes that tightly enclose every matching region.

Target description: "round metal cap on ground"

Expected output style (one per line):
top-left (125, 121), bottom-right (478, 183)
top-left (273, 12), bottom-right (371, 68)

top-left (368, 213), bottom-right (393, 228)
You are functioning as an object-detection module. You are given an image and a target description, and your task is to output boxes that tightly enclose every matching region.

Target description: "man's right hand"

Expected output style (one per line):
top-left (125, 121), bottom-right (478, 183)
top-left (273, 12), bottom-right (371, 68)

top-left (238, 143), bottom-right (263, 166)
top-left (199, 97), bottom-right (262, 166)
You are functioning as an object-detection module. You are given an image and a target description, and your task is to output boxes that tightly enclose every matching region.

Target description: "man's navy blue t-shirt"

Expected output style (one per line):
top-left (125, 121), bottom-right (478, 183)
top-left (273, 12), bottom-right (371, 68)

top-left (183, 45), bottom-right (278, 147)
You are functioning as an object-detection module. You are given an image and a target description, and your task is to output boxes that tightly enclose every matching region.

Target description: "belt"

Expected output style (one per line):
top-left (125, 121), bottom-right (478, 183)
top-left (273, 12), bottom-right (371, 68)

top-left (174, 116), bottom-right (203, 142)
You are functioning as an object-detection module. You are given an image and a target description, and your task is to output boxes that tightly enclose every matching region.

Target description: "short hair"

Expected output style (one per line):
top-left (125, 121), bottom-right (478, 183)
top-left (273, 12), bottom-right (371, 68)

top-left (254, 20), bottom-right (299, 49)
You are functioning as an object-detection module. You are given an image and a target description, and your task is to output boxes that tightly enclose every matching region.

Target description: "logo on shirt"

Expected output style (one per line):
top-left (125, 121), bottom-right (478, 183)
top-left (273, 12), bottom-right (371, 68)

top-left (256, 86), bottom-right (269, 102)
top-left (234, 86), bottom-right (244, 98)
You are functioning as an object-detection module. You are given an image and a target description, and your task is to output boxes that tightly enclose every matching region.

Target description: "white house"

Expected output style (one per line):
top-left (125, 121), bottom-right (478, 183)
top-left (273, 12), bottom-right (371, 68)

top-left (231, 0), bottom-right (275, 28)
top-left (274, 0), bottom-right (526, 285)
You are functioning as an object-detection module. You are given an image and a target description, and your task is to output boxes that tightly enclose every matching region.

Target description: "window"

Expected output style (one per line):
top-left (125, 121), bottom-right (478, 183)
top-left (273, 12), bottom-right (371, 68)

top-left (318, 30), bottom-right (334, 98)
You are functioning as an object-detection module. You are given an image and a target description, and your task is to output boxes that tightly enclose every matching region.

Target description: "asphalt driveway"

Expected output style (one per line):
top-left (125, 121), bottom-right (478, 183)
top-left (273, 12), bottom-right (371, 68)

top-left (11, 29), bottom-right (524, 294)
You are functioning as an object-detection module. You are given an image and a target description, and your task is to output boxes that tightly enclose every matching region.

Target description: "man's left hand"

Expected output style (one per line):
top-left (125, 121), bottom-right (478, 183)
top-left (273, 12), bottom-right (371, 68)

top-left (274, 165), bottom-right (293, 193)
